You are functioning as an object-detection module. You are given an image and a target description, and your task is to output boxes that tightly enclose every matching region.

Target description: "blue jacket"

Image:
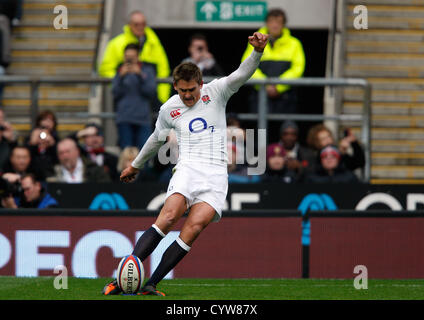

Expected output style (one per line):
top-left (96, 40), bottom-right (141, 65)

top-left (112, 62), bottom-right (157, 126)
top-left (15, 192), bottom-right (58, 209)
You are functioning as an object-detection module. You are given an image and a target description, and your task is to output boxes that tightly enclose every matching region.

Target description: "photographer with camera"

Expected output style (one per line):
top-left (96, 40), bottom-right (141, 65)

top-left (112, 43), bottom-right (156, 150)
top-left (1, 173), bottom-right (58, 209)
top-left (1, 145), bottom-right (42, 179)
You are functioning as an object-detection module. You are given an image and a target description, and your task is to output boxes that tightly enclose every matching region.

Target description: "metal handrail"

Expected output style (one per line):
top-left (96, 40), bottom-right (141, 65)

top-left (0, 75), bottom-right (371, 181)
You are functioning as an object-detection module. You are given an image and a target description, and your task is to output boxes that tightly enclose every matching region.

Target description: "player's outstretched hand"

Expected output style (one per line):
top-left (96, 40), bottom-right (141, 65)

top-left (248, 32), bottom-right (269, 53)
top-left (120, 165), bottom-right (139, 183)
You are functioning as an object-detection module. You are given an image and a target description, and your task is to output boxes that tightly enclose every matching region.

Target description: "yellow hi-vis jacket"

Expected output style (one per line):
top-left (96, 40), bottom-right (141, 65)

top-left (98, 25), bottom-right (171, 103)
top-left (241, 27), bottom-right (305, 94)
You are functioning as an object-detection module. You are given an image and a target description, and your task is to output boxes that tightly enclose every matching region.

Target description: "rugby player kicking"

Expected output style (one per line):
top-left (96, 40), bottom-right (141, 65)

top-left (103, 32), bottom-right (268, 296)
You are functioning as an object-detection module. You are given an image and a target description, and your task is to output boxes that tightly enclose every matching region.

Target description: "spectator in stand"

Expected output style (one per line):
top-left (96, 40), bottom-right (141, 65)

top-left (182, 33), bottom-right (225, 77)
top-left (278, 120), bottom-right (315, 182)
top-left (117, 146), bottom-right (140, 175)
top-left (25, 110), bottom-right (60, 179)
top-left (227, 142), bottom-right (260, 184)
top-left (26, 126), bottom-right (58, 180)
top-left (1, 173), bottom-right (59, 209)
top-left (263, 143), bottom-right (296, 183)
top-left (1, 145), bottom-right (43, 183)
top-left (305, 145), bottom-right (359, 184)
top-left (47, 138), bottom-right (111, 183)
top-left (99, 10), bottom-right (170, 105)
top-left (112, 43), bottom-right (156, 150)
top-left (34, 110), bottom-right (59, 143)
top-left (0, 108), bottom-right (16, 170)
top-left (241, 8), bottom-right (305, 114)
top-left (75, 123), bottom-right (119, 181)
top-left (306, 124), bottom-right (365, 172)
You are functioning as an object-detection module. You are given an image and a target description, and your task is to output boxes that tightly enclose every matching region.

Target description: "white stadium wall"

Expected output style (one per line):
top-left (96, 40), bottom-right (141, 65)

top-left (111, 0), bottom-right (333, 34)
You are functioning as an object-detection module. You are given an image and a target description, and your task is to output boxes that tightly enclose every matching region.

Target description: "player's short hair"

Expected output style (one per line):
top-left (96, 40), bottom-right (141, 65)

top-left (173, 62), bottom-right (202, 85)
top-left (265, 8), bottom-right (287, 24)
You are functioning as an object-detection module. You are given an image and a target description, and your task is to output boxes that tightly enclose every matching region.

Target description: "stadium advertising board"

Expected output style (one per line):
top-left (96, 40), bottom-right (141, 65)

top-left (0, 213), bottom-right (302, 278)
top-left (48, 183), bottom-right (424, 212)
top-left (309, 215), bottom-right (424, 279)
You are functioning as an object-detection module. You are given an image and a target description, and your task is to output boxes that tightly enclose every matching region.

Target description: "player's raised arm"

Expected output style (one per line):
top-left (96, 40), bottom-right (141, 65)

top-left (225, 32), bottom-right (268, 93)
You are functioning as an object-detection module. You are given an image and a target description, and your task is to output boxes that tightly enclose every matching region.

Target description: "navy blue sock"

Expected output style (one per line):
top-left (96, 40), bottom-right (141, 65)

top-left (132, 225), bottom-right (165, 262)
top-left (145, 237), bottom-right (190, 287)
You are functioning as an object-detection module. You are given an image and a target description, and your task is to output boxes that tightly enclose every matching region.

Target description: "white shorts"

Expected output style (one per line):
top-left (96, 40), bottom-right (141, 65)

top-left (165, 162), bottom-right (228, 222)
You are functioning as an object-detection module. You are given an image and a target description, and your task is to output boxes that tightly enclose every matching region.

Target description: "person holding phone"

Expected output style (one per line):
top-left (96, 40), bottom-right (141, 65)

top-left (306, 124), bottom-right (365, 172)
top-left (182, 33), bottom-right (224, 77)
top-left (112, 43), bottom-right (157, 150)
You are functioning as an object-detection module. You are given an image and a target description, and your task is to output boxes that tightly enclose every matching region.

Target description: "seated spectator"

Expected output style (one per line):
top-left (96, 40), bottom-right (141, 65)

top-left (99, 10), bottom-right (170, 105)
top-left (263, 143), bottom-right (296, 183)
top-left (26, 126), bottom-right (58, 179)
top-left (117, 146), bottom-right (139, 174)
top-left (0, 107), bottom-right (16, 170)
top-left (34, 110), bottom-right (59, 142)
top-left (116, 145), bottom-right (156, 182)
top-left (182, 33), bottom-right (224, 77)
top-left (1, 145), bottom-right (43, 181)
top-left (47, 138), bottom-right (111, 183)
top-left (76, 123), bottom-right (119, 181)
top-left (278, 120), bottom-right (315, 181)
top-left (112, 43), bottom-right (156, 150)
top-left (227, 142), bottom-right (260, 184)
top-left (1, 173), bottom-right (58, 209)
top-left (305, 145), bottom-right (359, 184)
top-left (241, 8), bottom-right (305, 114)
top-left (307, 124), bottom-right (365, 171)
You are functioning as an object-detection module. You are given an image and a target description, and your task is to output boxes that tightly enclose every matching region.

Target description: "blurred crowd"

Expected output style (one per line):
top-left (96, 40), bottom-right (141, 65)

top-left (0, 7), bottom-right (365, 209)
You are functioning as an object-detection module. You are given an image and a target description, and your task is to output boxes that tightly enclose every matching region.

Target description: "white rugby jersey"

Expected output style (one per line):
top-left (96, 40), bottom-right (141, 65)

top-left (132, 50), bottom-right (262, 171)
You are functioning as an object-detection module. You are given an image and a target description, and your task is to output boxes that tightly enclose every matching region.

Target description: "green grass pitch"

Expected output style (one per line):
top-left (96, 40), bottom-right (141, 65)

top-left (0, 277), bottom-right (423, 300)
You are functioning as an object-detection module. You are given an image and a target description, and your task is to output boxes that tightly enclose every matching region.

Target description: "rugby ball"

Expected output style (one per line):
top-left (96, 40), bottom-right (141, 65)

top-left (116, 255), bottom-right (144, 294)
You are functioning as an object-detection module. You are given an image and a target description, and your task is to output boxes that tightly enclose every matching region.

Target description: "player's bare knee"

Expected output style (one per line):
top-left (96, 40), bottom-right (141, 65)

top-left (187, 221), bottom-right (206, 238)
top-left (160, 207), bottom-right (180, 228)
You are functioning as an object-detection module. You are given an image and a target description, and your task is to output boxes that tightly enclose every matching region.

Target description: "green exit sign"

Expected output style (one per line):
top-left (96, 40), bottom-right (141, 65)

top-left (196, 1), bottom-right (267, 22)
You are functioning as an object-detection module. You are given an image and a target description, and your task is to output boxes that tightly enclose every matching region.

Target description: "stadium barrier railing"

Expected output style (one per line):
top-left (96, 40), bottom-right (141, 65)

top-left (0, 76), bottom-right (371, 181)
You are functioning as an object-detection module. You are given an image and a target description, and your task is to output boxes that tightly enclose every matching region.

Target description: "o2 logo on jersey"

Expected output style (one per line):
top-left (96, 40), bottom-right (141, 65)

top-left (188, 117), bottom-right (215, 133)
top-left (189, 117), bottom-right (207, 133)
